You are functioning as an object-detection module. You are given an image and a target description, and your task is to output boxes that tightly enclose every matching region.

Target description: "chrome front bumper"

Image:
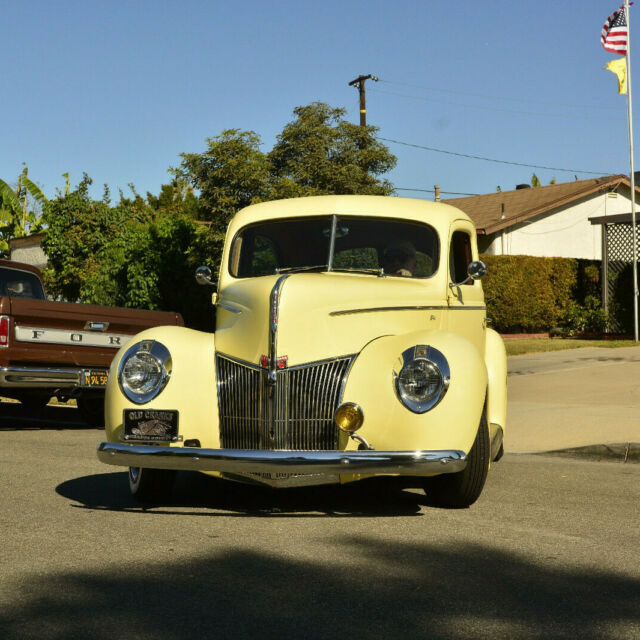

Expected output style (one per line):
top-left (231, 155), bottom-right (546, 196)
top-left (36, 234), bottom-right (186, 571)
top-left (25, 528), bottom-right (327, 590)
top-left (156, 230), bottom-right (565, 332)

top-left (97, 442), bottom-right (467, 476)
top-left (0, 366), bottom-right (107, 389)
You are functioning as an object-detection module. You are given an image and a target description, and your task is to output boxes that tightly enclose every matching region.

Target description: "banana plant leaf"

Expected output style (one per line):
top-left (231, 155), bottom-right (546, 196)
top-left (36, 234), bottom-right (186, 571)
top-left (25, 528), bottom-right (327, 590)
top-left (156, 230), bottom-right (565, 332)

top-left (0, 179), bottom-right (22, 216)
top-left (21, 175), bottom-right (48, 206)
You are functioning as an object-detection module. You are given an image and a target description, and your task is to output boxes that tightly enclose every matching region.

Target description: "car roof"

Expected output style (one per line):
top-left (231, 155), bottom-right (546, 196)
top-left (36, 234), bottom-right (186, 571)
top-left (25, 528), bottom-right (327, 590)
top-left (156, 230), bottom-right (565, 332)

top-left (228, 195), bottom-right (472, 237)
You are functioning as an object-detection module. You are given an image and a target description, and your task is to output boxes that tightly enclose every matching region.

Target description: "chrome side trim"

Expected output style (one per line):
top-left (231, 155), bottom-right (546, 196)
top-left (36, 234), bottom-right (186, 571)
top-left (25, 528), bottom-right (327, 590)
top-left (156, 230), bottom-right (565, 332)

top-left (0, 366), bottom-right (108, 389)
top-left (97, 442), bottom-right (467, 477)
top-left (330, 305), bottom-right (486, 316)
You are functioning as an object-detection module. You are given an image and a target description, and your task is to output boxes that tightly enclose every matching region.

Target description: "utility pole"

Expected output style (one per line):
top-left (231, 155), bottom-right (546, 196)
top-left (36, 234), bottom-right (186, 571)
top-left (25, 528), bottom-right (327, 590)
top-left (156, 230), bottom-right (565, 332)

top-left (348, 74), bottom-right (378, 126)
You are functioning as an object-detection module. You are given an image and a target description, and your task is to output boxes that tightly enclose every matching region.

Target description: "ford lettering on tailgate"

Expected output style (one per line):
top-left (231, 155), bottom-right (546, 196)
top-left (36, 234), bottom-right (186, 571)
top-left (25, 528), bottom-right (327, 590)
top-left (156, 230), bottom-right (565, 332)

top-left (15, 326), bottom-right (130, 348)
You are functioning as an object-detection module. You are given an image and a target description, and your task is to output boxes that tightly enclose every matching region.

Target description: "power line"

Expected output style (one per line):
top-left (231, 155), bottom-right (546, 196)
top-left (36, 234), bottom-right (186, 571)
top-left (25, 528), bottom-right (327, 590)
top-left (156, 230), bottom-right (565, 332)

top-left (377, 78), bottom-right (620, 112)
top-left (378, 136), bottom-right (611, 175)
top-left (394, 187), bottom-right (479, 196)
top-left (370, 88), bottom-right (621, 121)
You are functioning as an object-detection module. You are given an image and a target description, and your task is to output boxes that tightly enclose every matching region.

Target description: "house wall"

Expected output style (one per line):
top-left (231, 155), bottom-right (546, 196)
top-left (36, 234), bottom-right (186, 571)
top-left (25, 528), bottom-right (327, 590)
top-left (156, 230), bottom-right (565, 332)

top-left (10, 244), bottom-right (47, 270)
top-left (481, 189), bottom-right (635, 259)
top-left (9, 238), bottom-right (47, 271)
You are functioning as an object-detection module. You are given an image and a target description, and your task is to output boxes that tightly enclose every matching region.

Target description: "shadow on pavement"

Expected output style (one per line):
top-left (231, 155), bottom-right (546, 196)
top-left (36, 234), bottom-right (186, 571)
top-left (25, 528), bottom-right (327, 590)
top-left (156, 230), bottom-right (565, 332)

top-left (56, 470), bottom-right (426, 517)
top-left (0, 402), bottom-right (90, 430)
top-left (1, 536), bottom-right (638, 639)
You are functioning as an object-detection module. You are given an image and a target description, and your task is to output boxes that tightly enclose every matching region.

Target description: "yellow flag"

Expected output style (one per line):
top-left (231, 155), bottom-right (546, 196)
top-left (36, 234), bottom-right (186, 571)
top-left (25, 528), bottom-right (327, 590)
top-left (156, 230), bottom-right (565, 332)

top-left (605, 58), bottom-right (627, 94)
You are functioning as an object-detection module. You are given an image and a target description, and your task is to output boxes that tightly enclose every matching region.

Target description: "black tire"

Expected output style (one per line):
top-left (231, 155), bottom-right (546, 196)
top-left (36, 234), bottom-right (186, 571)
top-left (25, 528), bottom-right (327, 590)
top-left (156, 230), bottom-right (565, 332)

top-left (77, 396), bottom-right (105, 428)
top-left (128, 467), bottom-right (176, 503)
top-left (425, 410), bottom-right (490, 508)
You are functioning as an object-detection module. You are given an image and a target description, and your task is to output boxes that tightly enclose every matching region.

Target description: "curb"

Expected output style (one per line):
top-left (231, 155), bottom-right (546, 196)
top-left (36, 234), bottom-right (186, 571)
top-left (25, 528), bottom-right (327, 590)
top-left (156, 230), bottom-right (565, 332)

top-left (520, 443), bottom-right (640, 463)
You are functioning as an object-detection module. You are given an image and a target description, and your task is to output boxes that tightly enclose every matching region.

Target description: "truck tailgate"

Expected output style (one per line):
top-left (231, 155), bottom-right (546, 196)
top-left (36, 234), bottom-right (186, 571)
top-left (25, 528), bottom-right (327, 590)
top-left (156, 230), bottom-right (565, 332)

top-left (1, 297), bottom-right (182, 368)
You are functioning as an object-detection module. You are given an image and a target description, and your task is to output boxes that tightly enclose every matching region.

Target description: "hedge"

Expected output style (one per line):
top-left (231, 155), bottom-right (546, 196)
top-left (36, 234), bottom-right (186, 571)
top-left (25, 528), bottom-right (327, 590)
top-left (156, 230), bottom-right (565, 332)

top-left (480, 254), bottom-right (602, 333)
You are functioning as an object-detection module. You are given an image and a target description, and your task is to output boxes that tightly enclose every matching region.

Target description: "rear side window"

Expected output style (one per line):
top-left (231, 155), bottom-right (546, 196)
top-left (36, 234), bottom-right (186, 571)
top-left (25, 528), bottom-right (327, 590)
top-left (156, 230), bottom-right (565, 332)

top-left (0, 268), bottom-right (45, 299)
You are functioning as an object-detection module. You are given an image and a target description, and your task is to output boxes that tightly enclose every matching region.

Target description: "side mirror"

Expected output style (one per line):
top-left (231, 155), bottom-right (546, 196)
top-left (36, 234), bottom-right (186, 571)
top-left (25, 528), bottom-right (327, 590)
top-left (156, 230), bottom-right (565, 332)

top-left (195, 265), bottom-right (216, 287)
top-left (467, 260), bottom-right (487, 281)
top-left (449, 260), bottom-right (487, 288)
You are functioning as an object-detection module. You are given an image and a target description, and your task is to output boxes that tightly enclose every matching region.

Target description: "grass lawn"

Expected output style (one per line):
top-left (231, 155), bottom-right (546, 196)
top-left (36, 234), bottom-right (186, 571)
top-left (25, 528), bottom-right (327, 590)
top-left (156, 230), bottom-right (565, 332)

top-left (504, 337), bottom-right (640, 356)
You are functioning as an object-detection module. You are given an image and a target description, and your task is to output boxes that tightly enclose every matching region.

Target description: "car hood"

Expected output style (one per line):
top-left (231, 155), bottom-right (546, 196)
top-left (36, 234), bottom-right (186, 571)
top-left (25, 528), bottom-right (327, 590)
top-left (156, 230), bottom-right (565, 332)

top-left (214, 272), bottom-right (445, 366)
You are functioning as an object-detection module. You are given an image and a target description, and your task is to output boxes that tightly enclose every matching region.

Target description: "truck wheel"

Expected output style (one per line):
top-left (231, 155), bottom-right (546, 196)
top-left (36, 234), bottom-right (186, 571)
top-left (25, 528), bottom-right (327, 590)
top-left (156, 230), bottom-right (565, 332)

top-left (425, 410), bottom-right (490, 508)
top-left (76, 396), bottom-right (105, 428)
top-left (128, 467), bottom-right (176, 503)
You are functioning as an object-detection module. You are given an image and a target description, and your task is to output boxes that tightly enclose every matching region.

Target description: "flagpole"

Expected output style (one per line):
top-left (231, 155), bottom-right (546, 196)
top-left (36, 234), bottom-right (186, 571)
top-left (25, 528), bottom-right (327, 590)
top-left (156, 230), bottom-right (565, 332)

top-left (625, 0), bottom-right (639, 342)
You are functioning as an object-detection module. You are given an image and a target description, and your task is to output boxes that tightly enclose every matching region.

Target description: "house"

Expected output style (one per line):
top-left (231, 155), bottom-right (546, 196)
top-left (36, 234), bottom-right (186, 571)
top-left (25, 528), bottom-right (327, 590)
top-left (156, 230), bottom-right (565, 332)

top-left (445, 175), bottom-right (640, 260)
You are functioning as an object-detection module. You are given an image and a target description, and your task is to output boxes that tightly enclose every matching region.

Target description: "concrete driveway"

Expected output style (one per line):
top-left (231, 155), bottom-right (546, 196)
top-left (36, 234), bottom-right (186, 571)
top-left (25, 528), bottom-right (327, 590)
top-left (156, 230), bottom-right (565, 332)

top-left (506, 346), bottom-right (640, 453)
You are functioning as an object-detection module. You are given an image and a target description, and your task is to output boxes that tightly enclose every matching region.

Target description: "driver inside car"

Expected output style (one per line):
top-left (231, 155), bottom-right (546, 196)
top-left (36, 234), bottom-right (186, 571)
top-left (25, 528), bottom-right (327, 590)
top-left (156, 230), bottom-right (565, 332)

top-left (383, 241), bottom-right (416, 277)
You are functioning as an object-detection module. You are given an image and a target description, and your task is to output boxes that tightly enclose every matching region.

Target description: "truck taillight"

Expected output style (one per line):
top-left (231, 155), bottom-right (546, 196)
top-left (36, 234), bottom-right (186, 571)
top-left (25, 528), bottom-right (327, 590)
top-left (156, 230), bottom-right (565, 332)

top-left (0, 315), bottom-right (9, 347)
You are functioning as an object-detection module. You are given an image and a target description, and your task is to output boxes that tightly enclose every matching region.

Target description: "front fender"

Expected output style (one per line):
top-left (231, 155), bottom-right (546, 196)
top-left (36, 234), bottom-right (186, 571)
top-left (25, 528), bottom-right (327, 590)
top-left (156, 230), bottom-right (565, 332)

top-left (104, 326), bottom-right (218, 447)
top-left (341, 329), bottom-right (487, 454)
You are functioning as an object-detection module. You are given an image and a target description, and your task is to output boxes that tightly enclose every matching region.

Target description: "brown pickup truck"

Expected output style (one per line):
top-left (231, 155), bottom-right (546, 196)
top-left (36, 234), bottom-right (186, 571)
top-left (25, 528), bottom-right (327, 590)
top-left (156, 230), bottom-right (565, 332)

top-left (0, 259), bottom-right (183, 425)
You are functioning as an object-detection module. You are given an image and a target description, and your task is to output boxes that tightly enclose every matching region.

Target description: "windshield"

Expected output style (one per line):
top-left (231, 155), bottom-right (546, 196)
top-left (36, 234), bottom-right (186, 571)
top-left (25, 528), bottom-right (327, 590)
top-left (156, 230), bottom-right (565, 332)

top-left (230, 215), bottom-right (439, 279)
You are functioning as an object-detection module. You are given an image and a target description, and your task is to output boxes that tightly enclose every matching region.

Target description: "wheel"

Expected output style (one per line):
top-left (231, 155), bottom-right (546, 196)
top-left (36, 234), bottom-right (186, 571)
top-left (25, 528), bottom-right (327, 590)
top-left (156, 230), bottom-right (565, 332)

top-left (76, 396), bottom-right (105, 428)
top-left (425, 410), bottom-right (490, 508)
top-left (128, 467), bottom-right (176, 503)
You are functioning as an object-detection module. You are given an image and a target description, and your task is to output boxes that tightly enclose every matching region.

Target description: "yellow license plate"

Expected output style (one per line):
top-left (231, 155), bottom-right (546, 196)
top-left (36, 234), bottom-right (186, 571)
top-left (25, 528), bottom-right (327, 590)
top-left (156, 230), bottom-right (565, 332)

top-left (82, 370), bottom-right (109, 387)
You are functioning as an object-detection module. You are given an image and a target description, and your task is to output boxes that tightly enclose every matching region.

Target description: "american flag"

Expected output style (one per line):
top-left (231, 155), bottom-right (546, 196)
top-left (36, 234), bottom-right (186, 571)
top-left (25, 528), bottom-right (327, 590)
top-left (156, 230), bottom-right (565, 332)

top-left (601, 6), bottom-right (629, 55)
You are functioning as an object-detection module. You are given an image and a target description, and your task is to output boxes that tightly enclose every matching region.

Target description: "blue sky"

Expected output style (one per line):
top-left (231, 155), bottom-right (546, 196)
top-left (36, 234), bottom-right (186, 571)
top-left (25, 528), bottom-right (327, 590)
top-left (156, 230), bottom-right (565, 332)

top-left (1, 1), bottom-right (635, 202)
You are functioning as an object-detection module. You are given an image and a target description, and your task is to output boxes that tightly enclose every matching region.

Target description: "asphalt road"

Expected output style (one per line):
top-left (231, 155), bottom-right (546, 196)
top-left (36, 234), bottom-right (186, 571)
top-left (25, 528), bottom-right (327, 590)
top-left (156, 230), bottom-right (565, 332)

top-left (1, 412), bottom-right (639, 640)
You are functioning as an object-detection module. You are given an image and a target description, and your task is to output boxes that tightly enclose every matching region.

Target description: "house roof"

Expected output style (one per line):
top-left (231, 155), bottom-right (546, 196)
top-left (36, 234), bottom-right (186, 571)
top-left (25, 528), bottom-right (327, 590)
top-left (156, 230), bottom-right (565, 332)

top-left (444, 174), bottom-right (637, 234)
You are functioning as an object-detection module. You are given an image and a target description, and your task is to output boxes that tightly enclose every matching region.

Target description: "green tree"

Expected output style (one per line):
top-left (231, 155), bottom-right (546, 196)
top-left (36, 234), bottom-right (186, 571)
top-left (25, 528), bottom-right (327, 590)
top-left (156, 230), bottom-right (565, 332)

top-left (175, 129), bottom-right (272, 232)
top-left (0, 166), bottom-right (49, 255)
top-left (146, 178), bottom-right (200, 219)
top-left (42, 177), bottom-right (152, 303)
top-left (42, 176), bottom-right (220, 329)
top-left (268, 102), bottom-right (396, 198)
top-left (175, 102), bottom-right (397, 226)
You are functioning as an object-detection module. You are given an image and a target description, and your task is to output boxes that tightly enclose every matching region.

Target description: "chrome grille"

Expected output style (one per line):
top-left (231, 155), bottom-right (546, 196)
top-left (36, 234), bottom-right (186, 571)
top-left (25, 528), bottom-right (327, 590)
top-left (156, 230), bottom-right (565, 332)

top-left (216, 354), bottom-right (354, 450)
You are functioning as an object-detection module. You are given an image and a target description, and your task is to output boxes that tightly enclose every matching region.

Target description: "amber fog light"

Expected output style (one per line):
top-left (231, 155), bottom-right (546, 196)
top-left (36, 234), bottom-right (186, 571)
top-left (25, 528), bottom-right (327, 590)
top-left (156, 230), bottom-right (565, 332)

top-left (334, 402), bottom-right (364, 433)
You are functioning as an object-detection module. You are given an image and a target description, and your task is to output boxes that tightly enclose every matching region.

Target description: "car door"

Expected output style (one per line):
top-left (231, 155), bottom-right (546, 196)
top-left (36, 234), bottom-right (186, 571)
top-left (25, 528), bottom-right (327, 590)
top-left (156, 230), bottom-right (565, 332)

top-left (446, 221), bottom-right (486, 353)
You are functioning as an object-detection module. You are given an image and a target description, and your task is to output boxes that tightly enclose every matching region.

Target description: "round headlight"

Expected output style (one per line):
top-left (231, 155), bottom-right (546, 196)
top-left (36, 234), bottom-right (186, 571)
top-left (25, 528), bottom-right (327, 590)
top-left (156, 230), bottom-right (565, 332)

top-left (122, 352), bottom-right (163, 394)
top-left (397, 359), bottom-right (442, 403)
top-left (118, 340), bottom-right (172, 404)
top-left (394, 345), bottom-right (450, 413)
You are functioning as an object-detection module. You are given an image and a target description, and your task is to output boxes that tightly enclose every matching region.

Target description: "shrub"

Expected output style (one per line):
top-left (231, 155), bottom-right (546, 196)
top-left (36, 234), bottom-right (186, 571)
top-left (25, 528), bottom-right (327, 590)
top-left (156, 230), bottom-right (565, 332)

top-left (481, 255), bottom-right (607, 333)
top-left (561, 295), bottom-right (609, 335)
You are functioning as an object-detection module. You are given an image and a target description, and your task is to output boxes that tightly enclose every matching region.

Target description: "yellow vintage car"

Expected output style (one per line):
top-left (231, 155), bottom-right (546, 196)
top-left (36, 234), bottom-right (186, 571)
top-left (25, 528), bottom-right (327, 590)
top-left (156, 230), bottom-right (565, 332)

top-left (97, 195), bottom-right (507, 508)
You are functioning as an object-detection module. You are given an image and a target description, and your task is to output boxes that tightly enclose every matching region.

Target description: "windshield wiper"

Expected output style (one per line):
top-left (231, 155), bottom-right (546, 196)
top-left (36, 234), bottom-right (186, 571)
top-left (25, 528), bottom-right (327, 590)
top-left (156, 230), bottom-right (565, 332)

top-left (275, 264), bottom-right (329, 274)
top-left (331, 267), bottom-right (385, 277)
